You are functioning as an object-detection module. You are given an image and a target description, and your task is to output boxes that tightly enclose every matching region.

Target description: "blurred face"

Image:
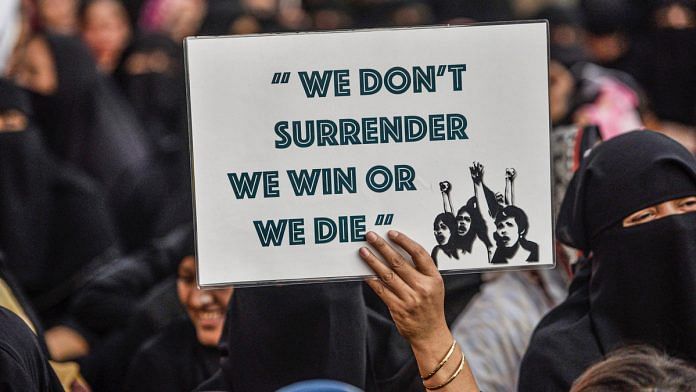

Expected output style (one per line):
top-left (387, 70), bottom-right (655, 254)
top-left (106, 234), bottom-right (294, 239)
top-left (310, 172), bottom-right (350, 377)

top-left (434, 219), bottom-right (451, 245)
top-left (10, 36), bottom-right (57, 95)
top-left (160, 0), bottom-right (206, 41)
top-left (655, 4), bottom-right (695, 29)
top-left (81, 0), bottom-right (131, 72)
top-left (456, 211), bottom-right (471, 236)
top-left (37, 0), bottom-right (79, 34)
top-left (495, 217), bottom-right (520, 248)
top-left (0, 110), bottom-right (28, 132)
top-left (622, 196), bottom-right (696, 227)
top-left (177, 256), bottom-right (233, 347)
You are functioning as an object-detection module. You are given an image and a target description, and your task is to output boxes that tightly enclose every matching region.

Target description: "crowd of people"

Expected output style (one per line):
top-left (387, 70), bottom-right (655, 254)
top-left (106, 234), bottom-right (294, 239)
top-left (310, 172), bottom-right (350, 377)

top-left (0, 0), bottom-right (695, 391)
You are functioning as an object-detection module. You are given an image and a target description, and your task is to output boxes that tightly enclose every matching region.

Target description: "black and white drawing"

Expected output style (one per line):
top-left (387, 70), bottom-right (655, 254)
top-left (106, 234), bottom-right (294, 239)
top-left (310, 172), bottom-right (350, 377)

top-left (432, 162), bottom-right (539, 265)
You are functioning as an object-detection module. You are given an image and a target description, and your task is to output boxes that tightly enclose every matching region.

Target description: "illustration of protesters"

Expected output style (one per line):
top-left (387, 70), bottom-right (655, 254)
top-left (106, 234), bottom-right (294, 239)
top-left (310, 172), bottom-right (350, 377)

top-left (469, 162), bottom-right (539, 263)
top-left (436, 182), bottom-right (490, 264)
top-left (431, 212), bottom-right (459, 264)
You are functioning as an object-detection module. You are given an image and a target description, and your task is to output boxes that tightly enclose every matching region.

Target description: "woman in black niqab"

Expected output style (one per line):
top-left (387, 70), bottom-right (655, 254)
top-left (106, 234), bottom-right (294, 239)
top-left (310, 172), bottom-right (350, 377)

top-left (114, 33), bottom-right (190, 192)
top-left (27, 33), bottom-right (151, 191)
top-left (0, 78), bottom-right (118, 324)
top-left (518, 130), bottom-right (696, 391)
top-left (19, 33), bottom-right (168, 251)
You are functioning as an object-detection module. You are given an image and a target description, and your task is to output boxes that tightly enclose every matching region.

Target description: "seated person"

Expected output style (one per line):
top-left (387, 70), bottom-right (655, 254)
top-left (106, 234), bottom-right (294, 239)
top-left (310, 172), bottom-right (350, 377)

top-left (124, 252), bottom-right (233, 392)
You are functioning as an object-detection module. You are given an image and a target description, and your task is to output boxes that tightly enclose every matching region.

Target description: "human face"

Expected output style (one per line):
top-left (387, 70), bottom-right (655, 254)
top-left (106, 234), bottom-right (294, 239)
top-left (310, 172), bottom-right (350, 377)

top-left (37, 0), bottom-right (79, 34)
top-left (10, 36), bottom-right (57, 95)
top-left (434, 219), bottom-right (451, 245)
top-left (81, 0), bottom-right (131, 72)
top-left (177, 256), bottom-right (233, 347)
top-left (456, 211), bottom-right (472, 236)
top-left (0, 110), bottom-right (28, 132)
top-left (495, 217), bottom-right (520, 248)
top-left (622, 196), bottom-right (696, 227)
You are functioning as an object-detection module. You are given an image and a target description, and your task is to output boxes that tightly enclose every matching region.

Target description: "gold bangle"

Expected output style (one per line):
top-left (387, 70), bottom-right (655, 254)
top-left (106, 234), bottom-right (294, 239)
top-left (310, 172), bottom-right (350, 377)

top-left (421, 339), bottom-right (457, 381)
top-left (423, 351), bottom-right (466, 391)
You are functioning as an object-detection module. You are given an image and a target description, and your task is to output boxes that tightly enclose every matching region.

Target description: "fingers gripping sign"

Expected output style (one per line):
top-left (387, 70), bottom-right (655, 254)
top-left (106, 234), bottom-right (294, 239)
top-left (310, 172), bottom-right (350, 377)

top-left (360, 230), bottom-right (447, 344)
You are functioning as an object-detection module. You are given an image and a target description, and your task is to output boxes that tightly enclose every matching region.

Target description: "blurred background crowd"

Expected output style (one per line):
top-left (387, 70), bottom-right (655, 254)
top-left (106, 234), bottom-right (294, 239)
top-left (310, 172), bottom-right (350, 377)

top-left (0, 0), bottom-right (694, 391)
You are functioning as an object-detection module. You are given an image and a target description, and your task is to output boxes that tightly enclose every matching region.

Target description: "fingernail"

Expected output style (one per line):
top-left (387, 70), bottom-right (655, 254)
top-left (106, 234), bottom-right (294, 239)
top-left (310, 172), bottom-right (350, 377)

top-left (366, 231), bottom-right (377, 242)
top-left (359, 247), bottom-right (370, 257)
top-left (388, 230), bottom-right (399, 239)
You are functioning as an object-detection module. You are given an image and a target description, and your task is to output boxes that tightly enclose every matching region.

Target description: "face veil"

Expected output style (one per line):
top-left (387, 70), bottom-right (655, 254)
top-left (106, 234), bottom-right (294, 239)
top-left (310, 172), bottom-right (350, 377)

top-left (560, 130), bottom-right (696, 361)
top-left (520, 130), bottom-right (696, 391)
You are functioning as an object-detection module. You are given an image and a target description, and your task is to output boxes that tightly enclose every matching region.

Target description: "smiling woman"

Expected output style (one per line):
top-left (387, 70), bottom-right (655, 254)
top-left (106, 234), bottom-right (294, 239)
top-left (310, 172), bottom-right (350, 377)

top-left (124, 254), bottom-right (233, 392)
top-left (176, 256), bottom-right (233, 346)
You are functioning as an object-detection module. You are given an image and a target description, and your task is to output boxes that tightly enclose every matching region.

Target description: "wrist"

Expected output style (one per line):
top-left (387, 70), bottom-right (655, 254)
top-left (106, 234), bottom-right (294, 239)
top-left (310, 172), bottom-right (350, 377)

top-left (409, 323), bottom-right (452, 353)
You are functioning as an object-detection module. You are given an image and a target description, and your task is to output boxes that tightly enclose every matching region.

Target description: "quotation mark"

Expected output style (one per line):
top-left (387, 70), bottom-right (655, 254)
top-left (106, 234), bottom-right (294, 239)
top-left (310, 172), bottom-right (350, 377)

top-left (375, 214), bottom-right (394, 226)
top-left (272, 72), bottom-right (291, 84)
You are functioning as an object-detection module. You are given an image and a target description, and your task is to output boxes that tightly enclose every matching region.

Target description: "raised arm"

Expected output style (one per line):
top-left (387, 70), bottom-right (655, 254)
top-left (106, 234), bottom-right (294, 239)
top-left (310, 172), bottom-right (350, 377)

top-left (440, 181), bottom-right (454, 214)
top-left (505, 168), bottom-right (516, 206)
top-left (359, 231), bottom-right (479, 392)
top-left (470, 162), bottom-right (496, 247)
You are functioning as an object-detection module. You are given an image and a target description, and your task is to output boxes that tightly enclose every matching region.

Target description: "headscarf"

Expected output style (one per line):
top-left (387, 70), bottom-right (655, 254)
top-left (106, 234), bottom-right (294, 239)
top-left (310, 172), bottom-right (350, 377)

top-left (0, 80), bottom-right (55, 291)
top-left (0, 79), bottom-right (118, 320)
top-left (199, 282), bottom-right (420, 391)
top-left (114, 33), bottom-right (187, 158)
top-left (28, 34), bottom-right (151, 192)
top-left (520, 130), bottom-right (696, 391)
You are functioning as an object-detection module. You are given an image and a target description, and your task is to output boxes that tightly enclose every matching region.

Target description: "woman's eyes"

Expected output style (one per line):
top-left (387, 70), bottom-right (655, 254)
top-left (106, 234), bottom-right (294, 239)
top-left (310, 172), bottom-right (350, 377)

top-left (178, 275), bottom-right (195, 285)
top-left (628, 209), bottom-right (656, 224)
top-left (678, 198), bottom-right (696, 210)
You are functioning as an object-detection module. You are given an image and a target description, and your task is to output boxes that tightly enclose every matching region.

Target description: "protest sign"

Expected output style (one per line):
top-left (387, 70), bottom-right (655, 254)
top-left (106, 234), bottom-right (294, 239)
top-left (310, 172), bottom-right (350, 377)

top-left (186, 21), bottom-right (554, 286)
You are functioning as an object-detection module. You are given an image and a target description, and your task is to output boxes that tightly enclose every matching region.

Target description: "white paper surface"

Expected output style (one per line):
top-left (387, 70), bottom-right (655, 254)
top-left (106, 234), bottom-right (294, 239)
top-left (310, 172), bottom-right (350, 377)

top-left (186, 22), bottom-right (554, 286)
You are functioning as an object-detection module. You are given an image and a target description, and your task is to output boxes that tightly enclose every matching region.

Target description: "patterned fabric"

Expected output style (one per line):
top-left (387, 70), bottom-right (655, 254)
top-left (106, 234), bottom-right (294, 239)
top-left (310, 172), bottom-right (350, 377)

top-left (451, 270), bottom-right (566, 392)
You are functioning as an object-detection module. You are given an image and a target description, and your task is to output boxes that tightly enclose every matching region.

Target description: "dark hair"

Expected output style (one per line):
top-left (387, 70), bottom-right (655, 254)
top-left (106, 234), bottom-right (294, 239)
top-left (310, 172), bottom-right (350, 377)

top-left (79, 0), bottom-right (130, 26)
top-left (454, 204), bottom-right (479, 252)
top-left (571, 346), bottom-right (696, 392)
top-left (433, 212), bottom-right (458, 258)
top-left (494, 205), bottom-right (529, 236)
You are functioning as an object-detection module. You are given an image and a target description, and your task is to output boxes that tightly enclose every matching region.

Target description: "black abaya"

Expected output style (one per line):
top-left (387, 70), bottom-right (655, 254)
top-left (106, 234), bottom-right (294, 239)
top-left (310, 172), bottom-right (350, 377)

top-left (26, 34), bottom-right (168, 251)
top-left (0, 79), bottom-right (119, 325)
top-left (124, 318), bottom-right (219, 392)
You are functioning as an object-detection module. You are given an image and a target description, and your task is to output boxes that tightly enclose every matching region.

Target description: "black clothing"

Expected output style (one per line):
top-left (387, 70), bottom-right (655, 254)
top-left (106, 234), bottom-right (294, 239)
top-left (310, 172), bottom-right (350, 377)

top-left (70, 224), bottom-right (191, 336)
top-left (637, 29), bottom-right (696, 125)
top-left (557, 131), bottom-right (696, 252)
top-left (0, 306), bottom-right (63, 392)
top-left (27, 34), bottom-right (168, 252)
top-left (520, 131), bottom-right (696, 391)
top-left (29, 34), bottom-right (150, 191)
top-left (0, 78), bottom-right (31, 114)
top-left (124, 318), bottom-right (219, 392)
top-left (0, 123), bottom-right (118, 325)
top-left (73, 227), bottom-right (191, 392)
top-left (115, 33), bottom-right (191, 194)
top-left (518, 260), bottom-right (600, 392)
top-left (490, 239), bottom-right (539, 264)
top-left (196, 282), bottom-right (421, 392)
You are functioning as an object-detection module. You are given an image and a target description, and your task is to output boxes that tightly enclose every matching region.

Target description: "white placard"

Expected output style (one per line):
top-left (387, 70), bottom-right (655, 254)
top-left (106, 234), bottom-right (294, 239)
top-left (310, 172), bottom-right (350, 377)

top-left (186, 22), bottom-right (554, 286)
